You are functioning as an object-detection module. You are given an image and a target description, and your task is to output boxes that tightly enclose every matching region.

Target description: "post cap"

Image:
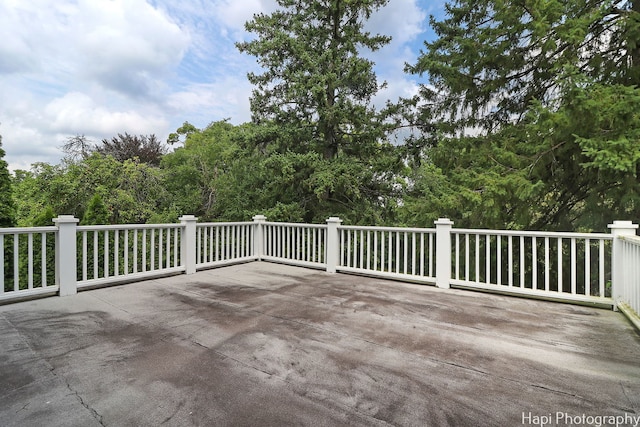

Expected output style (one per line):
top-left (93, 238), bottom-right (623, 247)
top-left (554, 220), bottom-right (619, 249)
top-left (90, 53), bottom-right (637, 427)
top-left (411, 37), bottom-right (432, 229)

top-left (434, 218), bottom-right (454, 226)
top-left (608, 221), bottom-right (638, 230)
top-left (252, 215), bottom-right (267, 221)
top-left (52, 215), bottom-right (79, 224)
top-left (326, 217), bottom-right (343, 224)
top-left (179, 215), bottom-right (198, 221)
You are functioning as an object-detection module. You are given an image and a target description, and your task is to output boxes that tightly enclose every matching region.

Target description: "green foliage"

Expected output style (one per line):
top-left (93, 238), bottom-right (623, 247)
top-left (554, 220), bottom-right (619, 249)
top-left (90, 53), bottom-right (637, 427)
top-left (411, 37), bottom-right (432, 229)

top-left (408, 0), bottom-right (640, 132)
top-left (81, 193), bottom-right (109, 225)
top-left (160, 120), bottom-right (403, 224)
top-left (234, 1), bottom-right (405, 223)
top-left (13, 154), bottom-right (168, 225)
top-left (570, 84), bottom-right (640, 172)
top-left (403, 0), bottom-right (640, 231)
top-left (0, 134), bottom-right (15, 227)
top-left (32, 206), bottom-right (56, 227)
top-left (13, 165), bottom-right (64, 227)
top-left (400, 136), bottom-right (541, 229)
top-left (167, 121), bottom-right (198, 145)
top-left (160, 120), bottom-right (246, 220)
top-left (401, 83), bottom-right (640, 231)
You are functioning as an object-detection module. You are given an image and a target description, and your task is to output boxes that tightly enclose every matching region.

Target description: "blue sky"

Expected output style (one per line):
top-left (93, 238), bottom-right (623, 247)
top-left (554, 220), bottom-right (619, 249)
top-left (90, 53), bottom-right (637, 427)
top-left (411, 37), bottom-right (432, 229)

top-left (0, 0), bottom-right (443, 171)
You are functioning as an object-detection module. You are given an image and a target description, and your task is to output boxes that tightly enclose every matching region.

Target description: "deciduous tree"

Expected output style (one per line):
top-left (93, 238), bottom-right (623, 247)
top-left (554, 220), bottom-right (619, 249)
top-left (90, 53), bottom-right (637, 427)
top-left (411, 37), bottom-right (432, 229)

top-left (12, 155), bottom-right (168, 225)
top-left (61, 134), bottom-right (94, 162)
top-left (96, 133), bottom-right (167, 166)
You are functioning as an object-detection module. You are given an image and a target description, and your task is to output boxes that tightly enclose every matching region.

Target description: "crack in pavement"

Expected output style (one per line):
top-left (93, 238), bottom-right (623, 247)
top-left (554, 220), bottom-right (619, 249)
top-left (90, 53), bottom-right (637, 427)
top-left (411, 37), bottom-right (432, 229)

top-left (64, 380), bottom-right (105, 427)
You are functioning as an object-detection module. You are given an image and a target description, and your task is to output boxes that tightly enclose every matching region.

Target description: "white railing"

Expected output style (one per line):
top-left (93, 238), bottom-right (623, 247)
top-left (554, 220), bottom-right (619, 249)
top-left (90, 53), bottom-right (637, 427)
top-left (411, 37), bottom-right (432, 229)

top-left (196, 222), bottom-right (255, 269)
top-left (77, 224), bottom-right (184, 289)
top-left (338, 225), bottom-right (436, 283)
top-left (261, 222), bottom-right (326, 269)
top-left (0, 226), bottom-right (58, 301)
top-left (617, 236), bottom-right (640, 326)
top-left (450, 229), bottom-right (613, 305)
top-left (3, 214), bottom-right (640, 332)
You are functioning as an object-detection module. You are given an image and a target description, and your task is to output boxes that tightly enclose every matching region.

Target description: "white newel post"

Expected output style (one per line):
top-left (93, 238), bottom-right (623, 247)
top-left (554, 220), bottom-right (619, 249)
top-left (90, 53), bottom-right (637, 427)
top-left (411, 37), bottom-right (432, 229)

top-left (326, 217), bottom-right (342, 273)
top-left (253, 215), bottom-right (266, 260)
top-left (608, 220), bottom-right (638, 308)
top-left (435, 218), bottom-right (454, 289)
top-left (53, 215), bottom-right (79, 296)
top-left (180, 215), bottom-right (198, 275)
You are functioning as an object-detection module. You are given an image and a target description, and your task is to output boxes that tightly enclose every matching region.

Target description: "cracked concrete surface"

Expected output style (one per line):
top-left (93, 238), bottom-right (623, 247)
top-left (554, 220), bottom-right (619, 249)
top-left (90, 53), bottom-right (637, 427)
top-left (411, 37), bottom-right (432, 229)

top-left (64, 377), bottom-right (105, 426)
top-left (1, 262), bottom-right (639, 426)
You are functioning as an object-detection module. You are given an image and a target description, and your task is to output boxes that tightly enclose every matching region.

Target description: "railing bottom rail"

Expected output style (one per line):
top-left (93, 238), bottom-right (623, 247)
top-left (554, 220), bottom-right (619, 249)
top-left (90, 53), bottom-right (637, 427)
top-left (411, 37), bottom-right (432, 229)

top-left (618, 302), bottom-right (640, 331)
top-left (261, 256), bottom-right (326, 271)
top-left (0, 286), bottom-right (59, 305)
top-left (451, 280), bottom-right (615, 309)
top-left (337, 266), bottom-right (436, 285)
top-left (77, 267), bottom-right (186, 290)
top-left (196, 256), bottom-right (258, 271)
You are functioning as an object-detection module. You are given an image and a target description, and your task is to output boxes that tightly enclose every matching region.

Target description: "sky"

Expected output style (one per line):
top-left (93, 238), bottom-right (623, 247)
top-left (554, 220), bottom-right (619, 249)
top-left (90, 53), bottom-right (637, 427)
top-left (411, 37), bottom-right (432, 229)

top-left (0, 0), bottom-right (443, 171)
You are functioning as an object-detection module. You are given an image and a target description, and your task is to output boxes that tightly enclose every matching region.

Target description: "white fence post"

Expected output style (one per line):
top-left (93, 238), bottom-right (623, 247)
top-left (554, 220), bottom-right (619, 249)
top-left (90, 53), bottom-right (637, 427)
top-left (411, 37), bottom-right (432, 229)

top-left (435, 218), bottom-right (454, 289)
top-left (253, 215), bottom-right (266, 260)
top-left (608, 220), bottom-right (638, 308)
top-left (53, 215), bottom-right (79, 296)
top-left (180, 215), bottom-right (198, 275)
top-left (326, 217), bottom-right (342, 273)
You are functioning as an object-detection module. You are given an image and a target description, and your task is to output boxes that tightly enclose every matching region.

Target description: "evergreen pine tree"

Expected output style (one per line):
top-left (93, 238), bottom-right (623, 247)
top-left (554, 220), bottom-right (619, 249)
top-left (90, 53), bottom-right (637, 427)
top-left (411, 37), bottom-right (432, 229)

top-left (404, 0), bottom-right (640, 230)
top-left (236, 0), bottom-right (394, 160)
top-left (81, 193), bottom-right (109, 225)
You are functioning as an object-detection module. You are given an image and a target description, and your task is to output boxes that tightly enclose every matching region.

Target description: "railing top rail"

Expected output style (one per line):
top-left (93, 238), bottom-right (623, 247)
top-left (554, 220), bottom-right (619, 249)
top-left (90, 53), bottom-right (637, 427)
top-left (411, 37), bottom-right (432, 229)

top-left (0, 226), bottom-right (57, 234)
top-left (452, 228), bottom-right (613, 240)
top-left (620, 235), bottom-right (640, 245)
top-left (198, 222), bottom-right (254, 227)
top-left (264, 221), bottom-right (327, 229)
top-left (77, 223), bottom-right (182, 231)
top-left (339, 224), bottom-right (436, 233)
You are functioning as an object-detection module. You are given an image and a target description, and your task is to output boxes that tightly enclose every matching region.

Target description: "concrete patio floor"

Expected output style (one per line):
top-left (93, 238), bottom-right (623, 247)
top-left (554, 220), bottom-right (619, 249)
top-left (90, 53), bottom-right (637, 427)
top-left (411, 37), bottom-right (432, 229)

top-left (1, 262), bottom-right (639, 427)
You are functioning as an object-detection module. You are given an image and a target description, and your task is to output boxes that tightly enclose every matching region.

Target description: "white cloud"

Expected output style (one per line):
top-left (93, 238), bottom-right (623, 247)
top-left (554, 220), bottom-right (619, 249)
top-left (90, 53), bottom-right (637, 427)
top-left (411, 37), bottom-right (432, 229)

top-left (76, 0), bottom-right (190, 98)
top-left (0, 0), bottom-right (190, 169)
top-left (0, 121), bottom-right (60, 172)
top-left (362, 1), bottom-right (427, 111)
top-left (0, 90), bottom-right (169, 171)
top-left (0, 0), bottom-right (190, 97)
top-left (0, 0), bottom-right (436, 170)
top-left (0, 2), bottom-right (64, 75)
top-left (44, 92), bottom-right (167, 135)
top-left (368, 0), bottom-right (427, 47)
top-left (214, 0), bottom-right (278, 32)
top-left (167, 77), bottom-right (253, 125)
top-left (0, 6), bottom-right (37, 74)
